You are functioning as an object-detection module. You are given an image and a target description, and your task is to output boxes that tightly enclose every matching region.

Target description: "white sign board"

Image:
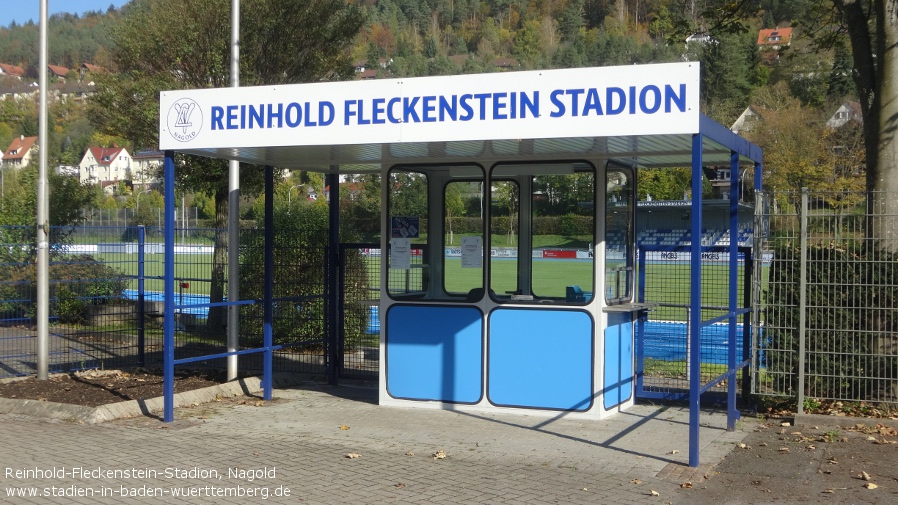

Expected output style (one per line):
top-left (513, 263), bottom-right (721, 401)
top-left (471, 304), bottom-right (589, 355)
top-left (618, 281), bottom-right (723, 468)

top-left (461, 236), bottom-right (483, 268)
top-left (390, 238), bottom-right (411, 270)
top-left (160, 63), bottom-right (700, 150)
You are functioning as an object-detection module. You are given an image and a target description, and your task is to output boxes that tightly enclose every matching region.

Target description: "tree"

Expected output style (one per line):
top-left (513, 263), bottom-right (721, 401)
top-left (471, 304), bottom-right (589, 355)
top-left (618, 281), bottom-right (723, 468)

top-left (686, 0), bottom-right (898, 250)
top-left (0, 166), bottom-right (100, 263)
top-left (744, 99), bottom-right (832, 212)
top-left (88, 0), bottom-right (365, 335)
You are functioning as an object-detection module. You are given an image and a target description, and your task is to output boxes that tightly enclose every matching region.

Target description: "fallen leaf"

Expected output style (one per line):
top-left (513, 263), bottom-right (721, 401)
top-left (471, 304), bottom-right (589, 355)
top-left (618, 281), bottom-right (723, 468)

top-left (823, 489), bottom-right (835, 494)
top-left (778, 447), bottom-right (790, 453)
top-left (394, 483), bottom-right (406, 489)
top-left (432, 450), bottom-right (447, 460)
top-left (737, 443), bottom-right (751, 450)
top-left (668, 449), bottom-right (679, 454)
top-left (630, 479), bottom-right (642, 485)
top-left (650, 490), bottom-right (660, 497)
top-left (345, 453), bottom-right (361, 459)
top-left (581, 488), bottom-right (588, 491)
top-left (860, 471), bottom-right (872, 481)
top-left (405, 450), bottom-right (414, 457)
top-left (340, 424), bottom-right (350, 430)
top-left (877, 424), bottom-right (897, 436)
top-left (680, 482), bottom-right (693, 489)
top-left (781, 421), bottom-right (791, 427)
top-left (865, 483), bottom-right (878, 489)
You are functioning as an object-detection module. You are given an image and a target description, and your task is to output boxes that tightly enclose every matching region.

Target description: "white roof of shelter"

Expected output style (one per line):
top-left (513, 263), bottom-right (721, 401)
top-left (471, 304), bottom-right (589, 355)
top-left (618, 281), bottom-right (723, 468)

top-left (158, 62), bottom-right (761, 172)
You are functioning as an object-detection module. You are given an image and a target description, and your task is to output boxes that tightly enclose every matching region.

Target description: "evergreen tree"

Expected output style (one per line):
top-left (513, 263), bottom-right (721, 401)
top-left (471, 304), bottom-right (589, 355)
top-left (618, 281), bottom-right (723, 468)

top-left (827, 40), bottom-right (853, 99)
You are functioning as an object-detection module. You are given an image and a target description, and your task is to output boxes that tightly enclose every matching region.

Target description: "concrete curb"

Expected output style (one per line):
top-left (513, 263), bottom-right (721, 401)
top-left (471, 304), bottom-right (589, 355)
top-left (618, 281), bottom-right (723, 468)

top-left (0, 373), bottom-right (305, 424)
top-left (794, 412), bottom-right (898, 431)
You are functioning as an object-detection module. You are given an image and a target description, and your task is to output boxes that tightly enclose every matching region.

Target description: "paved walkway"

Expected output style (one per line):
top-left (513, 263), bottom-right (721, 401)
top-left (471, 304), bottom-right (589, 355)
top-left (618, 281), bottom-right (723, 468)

top-left (0, 380), bottom-right (751, 504)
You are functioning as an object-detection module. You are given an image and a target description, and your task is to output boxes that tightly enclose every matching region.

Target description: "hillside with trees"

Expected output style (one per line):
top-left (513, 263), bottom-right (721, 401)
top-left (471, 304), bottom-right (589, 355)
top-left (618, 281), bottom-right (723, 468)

top-left (0, 0), bottom-right (868, 210)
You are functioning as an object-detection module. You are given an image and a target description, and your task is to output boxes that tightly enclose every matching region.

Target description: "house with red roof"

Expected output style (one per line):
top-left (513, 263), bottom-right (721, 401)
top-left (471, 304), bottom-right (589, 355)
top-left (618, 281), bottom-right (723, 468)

top-left (757, 27), bottom-right (793, 50)
top-left (0, 63), bottom-right (25, 80)
top-left (48, 64), bottom-right (69, 80)
top-left (3, 136), bottom-right (38, 169)
top-left (78, 145), bottom-right (132, 194)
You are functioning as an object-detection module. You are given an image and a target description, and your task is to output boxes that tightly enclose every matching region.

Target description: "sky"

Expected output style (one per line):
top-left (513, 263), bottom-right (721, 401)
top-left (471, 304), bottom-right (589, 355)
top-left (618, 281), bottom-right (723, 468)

top-left (0, 1), bottom-right (131, 28)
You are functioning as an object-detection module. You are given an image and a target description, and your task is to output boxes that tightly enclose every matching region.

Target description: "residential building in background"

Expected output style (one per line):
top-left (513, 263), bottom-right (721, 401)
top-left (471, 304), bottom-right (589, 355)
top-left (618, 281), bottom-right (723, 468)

top-left (826, 101), bottom-right (864, 128)
top-left (79, 145), bottom-right (131, 194)
top-left (0, 63), bottom-right (24, 80)
top-left (2, 136), bottom-right (38, 169)
top-left (131, 149), bottom-right (163, 190)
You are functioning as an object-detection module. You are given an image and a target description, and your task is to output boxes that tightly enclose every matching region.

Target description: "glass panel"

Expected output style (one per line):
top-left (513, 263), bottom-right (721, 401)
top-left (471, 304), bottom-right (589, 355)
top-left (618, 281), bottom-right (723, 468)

top-left (489, 162), bottom-right (595, 304)
top-left (489, 179), bottom-right (520, 297)
top-left (444, 179), bottom-right (485, 297)
top-left (387, 169), bottom-right (428, 299)
top-left (605, 164), bottom-right (634, 303)
top-left (531, 168), bottom-right (595, 300)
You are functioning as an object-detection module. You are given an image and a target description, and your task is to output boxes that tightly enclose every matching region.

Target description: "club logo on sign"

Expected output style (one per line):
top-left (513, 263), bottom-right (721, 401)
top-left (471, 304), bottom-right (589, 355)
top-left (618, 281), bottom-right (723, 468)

top-left (167, 98), bottom-right (202, 142)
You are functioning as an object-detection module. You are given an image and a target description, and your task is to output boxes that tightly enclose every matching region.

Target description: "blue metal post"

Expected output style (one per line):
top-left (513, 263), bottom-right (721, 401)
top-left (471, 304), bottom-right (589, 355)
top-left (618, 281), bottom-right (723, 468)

top-left (728, 151), bottom-right (740, 430)
top-left (163, 151), bottom-right (176, 422)
top-left (754, 162), bottom-right (763, 193)
top-left (137, 225), bottom-right (146, 366)
top-left (689, 133), bottom-right (703, 467)
top-left (326, 171), bottom-right (340, 385)
top-left (262, 166), bottom-right (273, 400)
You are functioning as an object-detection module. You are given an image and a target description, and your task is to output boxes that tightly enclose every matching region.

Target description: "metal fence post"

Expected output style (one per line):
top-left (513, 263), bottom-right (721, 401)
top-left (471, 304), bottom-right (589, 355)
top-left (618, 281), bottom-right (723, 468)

top-left (137, 225), bottom-right (145, 366)
top-left (797, 188), bottom-right (808, 414)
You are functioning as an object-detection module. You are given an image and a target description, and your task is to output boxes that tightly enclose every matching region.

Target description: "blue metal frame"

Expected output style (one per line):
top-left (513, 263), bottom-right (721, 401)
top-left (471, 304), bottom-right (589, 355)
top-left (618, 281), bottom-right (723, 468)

top-left (163, 151), bottom-right (175, 422)
top-left (159, 116), bottom-right (763, 470)
top-left (326, 171), bottom-right (340, 385)
top-left (162, 153), bottom-right (276, 421)
top-left (684, 116), bottom-right (763, 466)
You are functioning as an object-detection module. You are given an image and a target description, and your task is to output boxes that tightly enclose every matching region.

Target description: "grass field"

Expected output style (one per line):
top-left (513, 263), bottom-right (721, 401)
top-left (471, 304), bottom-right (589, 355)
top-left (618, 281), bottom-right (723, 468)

top-left (92, 246), bottom-right (763, 318)
top-left (93, 252), bottom-right (214, 293)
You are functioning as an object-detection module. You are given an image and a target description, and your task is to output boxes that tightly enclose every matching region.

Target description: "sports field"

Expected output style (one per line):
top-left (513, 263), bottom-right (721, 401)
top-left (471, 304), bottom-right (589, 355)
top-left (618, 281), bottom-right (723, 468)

top-left (95, 249), bottom-right (758, 320)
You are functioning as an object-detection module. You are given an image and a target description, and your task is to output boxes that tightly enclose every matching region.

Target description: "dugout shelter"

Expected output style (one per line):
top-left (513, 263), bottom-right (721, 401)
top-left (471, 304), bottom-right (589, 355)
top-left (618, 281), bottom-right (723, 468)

top-left (158, 61), bottom-right (762, 467)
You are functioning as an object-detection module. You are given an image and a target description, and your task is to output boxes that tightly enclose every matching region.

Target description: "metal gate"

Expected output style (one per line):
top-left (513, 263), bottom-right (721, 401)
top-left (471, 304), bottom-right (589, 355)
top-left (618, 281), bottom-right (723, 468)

top-left (635, 246), bottom-right (753, 400)
top-left (338, 243), bottom-right (381, 379)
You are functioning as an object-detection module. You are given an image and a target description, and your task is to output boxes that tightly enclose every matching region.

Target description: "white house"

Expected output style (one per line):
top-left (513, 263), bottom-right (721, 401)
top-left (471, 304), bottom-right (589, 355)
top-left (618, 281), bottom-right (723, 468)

top-left (730, 105), bottom-right (766, 135)
top-left (826, 101), bottom-right (863, 129)
top-left (131, 149), bottom-right (164, 190)
top-left (79, 145), bottom-right (132, 194)
top-left (3, 135), bottom-right (38, 169)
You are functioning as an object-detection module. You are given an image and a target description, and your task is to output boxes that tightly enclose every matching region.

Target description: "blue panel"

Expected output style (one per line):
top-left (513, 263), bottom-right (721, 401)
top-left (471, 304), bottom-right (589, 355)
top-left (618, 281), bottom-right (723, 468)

top-left (386, 305), bottom-right (483, 403)
top-left (488, 309), bottom-right (593, 411)
top-left (604, 312), bottom-right (634, 409)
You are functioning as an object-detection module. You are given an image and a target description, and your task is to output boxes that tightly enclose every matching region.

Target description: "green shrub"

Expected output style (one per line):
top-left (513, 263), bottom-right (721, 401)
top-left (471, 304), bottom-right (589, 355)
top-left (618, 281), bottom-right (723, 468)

top-left (766, 242), bottom-right (898, 399)
top-left (0, 254), bottom-right (127, 325)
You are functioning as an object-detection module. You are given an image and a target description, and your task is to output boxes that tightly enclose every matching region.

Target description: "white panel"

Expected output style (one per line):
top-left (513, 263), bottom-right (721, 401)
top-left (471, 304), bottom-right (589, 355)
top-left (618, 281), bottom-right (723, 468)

top-left (160, 63), bottom-right (700, 151)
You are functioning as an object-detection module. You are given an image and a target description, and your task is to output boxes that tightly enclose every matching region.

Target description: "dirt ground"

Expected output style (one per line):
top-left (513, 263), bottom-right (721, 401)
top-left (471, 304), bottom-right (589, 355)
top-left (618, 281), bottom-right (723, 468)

top-left (677, 415), bottom-right (898, 504)
top-left (0, 368), bottom-right (225, 406)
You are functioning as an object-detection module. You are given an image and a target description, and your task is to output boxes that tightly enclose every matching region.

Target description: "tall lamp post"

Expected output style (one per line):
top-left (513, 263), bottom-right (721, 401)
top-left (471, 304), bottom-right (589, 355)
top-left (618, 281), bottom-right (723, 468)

top-left (740, 167), bottom-right (751, 203)
top-left (135, 188), bottom-right (152, 215)
top-left (287, 184), bottom-right (305, 205)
